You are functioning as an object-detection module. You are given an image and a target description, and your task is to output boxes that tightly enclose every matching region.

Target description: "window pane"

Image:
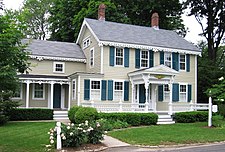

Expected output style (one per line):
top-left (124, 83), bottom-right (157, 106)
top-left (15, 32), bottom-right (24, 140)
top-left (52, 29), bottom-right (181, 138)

top-left (91, 81), bottom-right (100, 89)
top-left (115, 48), bottom-right (123, 65)
top-left (55, 64), bottom-right (63, 72)
top-left (34, 84), bottom-right (44, 98)
top-left (115, 82), bottom-right (123, 90)
top-left (165, 53), bottom-right (172, 68)
top-left (180, 54), bottom-right (186, 70)
top-left (141, 60), bottom-right (148, 67)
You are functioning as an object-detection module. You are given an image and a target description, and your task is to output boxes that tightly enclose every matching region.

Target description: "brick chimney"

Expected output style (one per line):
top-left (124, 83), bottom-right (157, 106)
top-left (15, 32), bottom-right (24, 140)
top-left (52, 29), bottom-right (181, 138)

top-left (151, 12), bottom-right (159, 29)
top-left (98, 4), bottom-right (106, 21)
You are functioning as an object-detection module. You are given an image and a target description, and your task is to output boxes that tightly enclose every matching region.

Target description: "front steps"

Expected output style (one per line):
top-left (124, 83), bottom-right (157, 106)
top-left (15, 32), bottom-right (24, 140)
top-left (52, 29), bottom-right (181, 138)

top-left (157, 113), bottom-right (175, 124)
top-left (53, 111), bottom-right (69, 123)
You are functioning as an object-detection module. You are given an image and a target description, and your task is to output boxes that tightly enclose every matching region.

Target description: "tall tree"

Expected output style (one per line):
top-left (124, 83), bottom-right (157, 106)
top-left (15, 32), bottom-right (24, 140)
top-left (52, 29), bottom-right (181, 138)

top-left (48, 0), bottom-right (186, 42)
top-left (19, 0), bottom-right (51, 40)
top-left (184, 0), bottom-right (225, 62)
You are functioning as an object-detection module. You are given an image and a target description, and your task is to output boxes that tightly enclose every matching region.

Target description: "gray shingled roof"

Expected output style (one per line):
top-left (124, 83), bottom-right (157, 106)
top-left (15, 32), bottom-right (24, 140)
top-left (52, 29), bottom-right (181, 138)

top-left (23, 39), bottom-right (86, 59)
top-left (85, 18), bottom-right (199, 52)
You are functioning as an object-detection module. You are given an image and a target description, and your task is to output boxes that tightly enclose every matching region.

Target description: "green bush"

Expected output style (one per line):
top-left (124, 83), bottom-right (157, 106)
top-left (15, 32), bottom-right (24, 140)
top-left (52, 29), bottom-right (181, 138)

top-left (98, 112), bottom-right (158, 126)
top-left (97, 119), bottom-right (113, 131)
top-left (213, 115), bottom-right (225, 127)
top-left (218, 104), bottom-right (225, 118)
top-left (174, 111), bottom-right (208, 123)
top-left (112, 120), bottom-right (129, 129)
top-left (68, 106), bottom-right (82, 123)
top-left (75, 107), bottom-right (98, 124)
top-left (9, 108), bottom-right (53, 120)
top-left (0, 115), bottom-right (8, 126)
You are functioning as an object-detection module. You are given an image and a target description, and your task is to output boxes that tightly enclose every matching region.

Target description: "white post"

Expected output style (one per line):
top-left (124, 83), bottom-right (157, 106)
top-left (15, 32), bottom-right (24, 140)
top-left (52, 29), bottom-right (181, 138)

top-left (68, 83), bottom-right (71, 110)
top-left (50, 81), bottom-right (54, 109)
top-left (168, 83), bottom-right (173, 115)
top-left (91, 100), bottom-right (94, 108)
top-left (26, 80), bottom-right (30, 108)
top-left (190, 100), bottom-right (194, 111)
top-left (56, 122), bottom-right (62, 150)
top-left (208, 96), bottom-right (212, 127)
top-left (119, 100), bottom-right (122, 112)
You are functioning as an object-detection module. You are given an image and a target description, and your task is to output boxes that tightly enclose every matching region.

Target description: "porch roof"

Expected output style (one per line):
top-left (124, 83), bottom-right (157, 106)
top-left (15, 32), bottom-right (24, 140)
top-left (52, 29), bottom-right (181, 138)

top-left (128, 64), bottom-right (179, 77)
top-left (18, 74), bottom-right (68, 79)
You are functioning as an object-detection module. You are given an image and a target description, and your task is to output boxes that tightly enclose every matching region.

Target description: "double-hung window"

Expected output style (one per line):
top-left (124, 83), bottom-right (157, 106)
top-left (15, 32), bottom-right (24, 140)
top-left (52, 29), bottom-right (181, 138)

top-left (91, 81), bottom-right (101, 100)
top-left (141, 50), bottom-right (148, 68)
top-left (164, 84), bottom-right (170, 101)
top-left (90, 48), bottom-right (94, 67)
top-left (53, 62), bottom-right (65, 73)
top-left (180, 85), bottom-right (187, 102)
top-left (115, 48), bottom-right (123, 66)
top-left (83, 37), bottom-right (90, 49)
top-left (164, 52), bottom-right (172, 68)
top-left (180, 54), bottom-right (186, 70)
top-left (114, 81), bottom-right (123, 101)
top-left (33, 84), bottom-right (45, 100)
top-left (13, 84), bottom-right (22, 99)
top-left (72, 80), bottom-right (76, 100)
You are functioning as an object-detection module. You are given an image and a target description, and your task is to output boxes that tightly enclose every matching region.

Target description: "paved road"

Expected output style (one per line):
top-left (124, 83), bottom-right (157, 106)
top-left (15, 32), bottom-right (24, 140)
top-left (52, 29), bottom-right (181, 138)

top-left (102, 143), bottom-right (225, 152)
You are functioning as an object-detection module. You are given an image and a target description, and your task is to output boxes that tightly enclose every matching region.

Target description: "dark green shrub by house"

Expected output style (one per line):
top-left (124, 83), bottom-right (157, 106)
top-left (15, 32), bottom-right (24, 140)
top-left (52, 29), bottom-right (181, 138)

top-left (68, 106), bottom-right (82, 123)
top-left (75, 107), bottom-right (98, 124)
top-left (174, 111), bottom-right (208, 123)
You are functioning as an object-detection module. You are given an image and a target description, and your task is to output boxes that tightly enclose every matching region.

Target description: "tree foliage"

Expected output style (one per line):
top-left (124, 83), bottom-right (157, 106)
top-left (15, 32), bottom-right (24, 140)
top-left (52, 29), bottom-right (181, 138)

top-left (184, 0), bottom-right (225, 62)
top-left (48, 0), bottom-right (186, 42)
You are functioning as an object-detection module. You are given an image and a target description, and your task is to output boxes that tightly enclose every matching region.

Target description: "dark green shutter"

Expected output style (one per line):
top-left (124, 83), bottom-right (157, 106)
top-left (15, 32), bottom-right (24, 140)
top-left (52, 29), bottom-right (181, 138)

top-left (135, 49), bottom-right (140, 68)
top-left (158, 85), bottom-right (163, 101)
top-left (124, 47), bottom-right (129, 67)
top-left (186, 54), bottom-right (190, 72)
top-left (108, 80), bottom-right (113, 100)
top-left (84, 79), bottom-right (90, 100)
top-left (149, 50), bottom-right (154, 68)
top-left (124, 81), bottom-right (129, 101)
top-left (188, 84), bottom-right (192, 102)
top-left (172, 83), bottom-right (179, 102)
top-left (101, 80), bottom-right (107, 100)
top-left (160, 51), bottom-right (164, 65)
top-left (109, 46), bottom-right (115, 66)
top-left (172, 52), bottom-right (179, 71)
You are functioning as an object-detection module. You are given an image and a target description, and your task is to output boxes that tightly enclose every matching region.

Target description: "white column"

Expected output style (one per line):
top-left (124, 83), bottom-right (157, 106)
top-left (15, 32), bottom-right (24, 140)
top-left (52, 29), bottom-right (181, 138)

top-left (100, 45), bottom-right (104, 74)
top-left (77, 75), bottom-right (81, 106)
top-left (48, 84), bottom-right (51, 108)
top-left (61, 85), bottom-right (65, 109)
top-left (208, 96), bottom-right (212, 127)
top-left (131, 83), bottom-right (134, 103)
top-left (168, 83), bottom-right (173, 115)
top-left (68, 83), bottom-right (71, 110)
top-left (25, 80), bottom-right (30, 108)
top-left (50, 81), bottom-right (54, 109)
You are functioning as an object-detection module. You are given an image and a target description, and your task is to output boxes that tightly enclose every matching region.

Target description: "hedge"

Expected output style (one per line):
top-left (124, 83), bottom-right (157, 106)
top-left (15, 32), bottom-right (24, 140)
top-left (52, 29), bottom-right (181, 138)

top-left (9, 108), bottom-right (53, 121)
top-left (98, 112), bottom-right (158, 126)
top-left (218, 104), bottom-right (225, 118)
top-left (174, 111), bottom-right (208, 123)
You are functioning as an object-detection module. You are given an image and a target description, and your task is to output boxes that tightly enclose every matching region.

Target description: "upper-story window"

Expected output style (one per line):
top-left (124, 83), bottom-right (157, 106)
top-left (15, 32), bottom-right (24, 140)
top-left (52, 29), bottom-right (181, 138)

top-left (180, 84), bottom-right (187, 102)
top-left (115, 48), bottom-right (123, 66)
top-left (33, 84), bottom-right (45, 100)
top-left (164, 84), bottom-right (170, 101)
top-left (72, 80), bottom-right (76, 100)
top-left (180, 54), bottom-right (186, 70)
top-left (53, 62), bottom-right (65, 73)
top-left (83, 37), bottom-right (90, 49)
top-left (141, 50), bottom-right (149, 68)
top-left (90, 48), bottom-right (94, 67)
top-left (165, 52), bottom-right (172, 68)
top-left (91, 80), bottom-right (101, 100)
top-left (114, 81), bottom-right (123, 101)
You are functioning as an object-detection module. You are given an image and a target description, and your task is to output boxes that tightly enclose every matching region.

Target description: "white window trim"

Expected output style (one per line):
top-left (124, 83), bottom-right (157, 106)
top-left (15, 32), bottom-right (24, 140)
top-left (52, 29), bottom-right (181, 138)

top-left (12, 84), bottom-right (23, 100)
top-left (90, 47), bottom-right (94, 68)
top-left (113, 80), bottom-right (124, 101)
top-left (179, 83), bottom-right (188, 102)
top-left (179, 54), bottom-right (186, 71)
top-left (164, 52), bottom-right (172, 68)
top-left (72, 79), bottom-right (76, 100)
top-left (140, 50), bottom-right (149, 68)
top-left (90, 79), bottom-right (101, 101)
top-left (114, 47), bottom-right (124, 67)
top-left (53, 62), bottom-right (65, 73)
top-left (83, 36), bottom-right (90, 49)
top-left (32, 83), bottom-right (45, 100)
top-left (163, 84), bottom-right (170, 102)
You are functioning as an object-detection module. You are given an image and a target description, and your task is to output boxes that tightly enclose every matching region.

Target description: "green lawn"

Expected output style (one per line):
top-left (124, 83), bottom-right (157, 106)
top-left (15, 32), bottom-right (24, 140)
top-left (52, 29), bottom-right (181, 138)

top-left (0, 122), bottom-right (55, 152)
top-left (108, 122), bottom-right (225, 146)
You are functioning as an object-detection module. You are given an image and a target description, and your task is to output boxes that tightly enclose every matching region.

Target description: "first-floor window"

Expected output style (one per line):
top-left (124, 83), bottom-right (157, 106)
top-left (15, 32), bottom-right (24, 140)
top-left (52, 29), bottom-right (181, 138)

top-left (164, 84), bottom-right (170, 101)
top-left (114, 81), bottom-right (123, 101)
top-left (13, 84), bottom-right (22, 99)
top-left (91, 81), bottom-right (100, 100)
top-left (33, 84), bottom-right (45, 99)
top-left (72, 80), bottom-right (76, 100)
top-left (180, 85), bottom-right (187, 102)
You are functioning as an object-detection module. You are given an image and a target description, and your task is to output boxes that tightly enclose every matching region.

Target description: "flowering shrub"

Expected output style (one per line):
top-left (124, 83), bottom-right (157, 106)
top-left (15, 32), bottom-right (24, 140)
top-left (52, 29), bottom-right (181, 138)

top-left (47, 120), bottom-right (106, 149)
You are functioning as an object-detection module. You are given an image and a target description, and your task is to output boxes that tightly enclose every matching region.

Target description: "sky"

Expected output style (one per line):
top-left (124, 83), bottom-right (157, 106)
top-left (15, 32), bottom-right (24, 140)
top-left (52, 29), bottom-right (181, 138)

top-left (3, 0), bottom-right (205, 44)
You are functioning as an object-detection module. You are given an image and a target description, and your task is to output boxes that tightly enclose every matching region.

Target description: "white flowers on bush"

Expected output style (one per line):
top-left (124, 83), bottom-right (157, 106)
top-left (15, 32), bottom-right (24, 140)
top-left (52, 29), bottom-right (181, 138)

top-left (96, 122), bottom-right (100, 127)
top-left (67, 126), bottom-right (70, 130)
top-left (219, 77), bottom-right (224, 81)
top-left (62, 136), bottom-right (66, 140)
top-left (71, 123), bottom-right (74, 126)
top-left (50, 139), bottom-right (54, 144)
top-left (85, 120), bottom-right (88, 126)
top-left (49, 136), bottom-right (54, 140)
top-left (70, 132), bottom-right (73, 136)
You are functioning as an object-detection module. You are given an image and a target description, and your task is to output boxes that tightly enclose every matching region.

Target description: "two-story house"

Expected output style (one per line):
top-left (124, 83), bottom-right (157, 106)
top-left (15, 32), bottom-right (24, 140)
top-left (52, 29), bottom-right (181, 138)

top-left (14, 4), bottom-right (201, 119)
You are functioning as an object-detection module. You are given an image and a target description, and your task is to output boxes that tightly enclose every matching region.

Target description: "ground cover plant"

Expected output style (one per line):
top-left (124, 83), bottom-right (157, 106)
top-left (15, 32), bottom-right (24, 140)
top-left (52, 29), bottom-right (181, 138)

top-left (0, 122), bottom-right (55, 152)
top-left (108, 121), bottom-right (225, 146)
